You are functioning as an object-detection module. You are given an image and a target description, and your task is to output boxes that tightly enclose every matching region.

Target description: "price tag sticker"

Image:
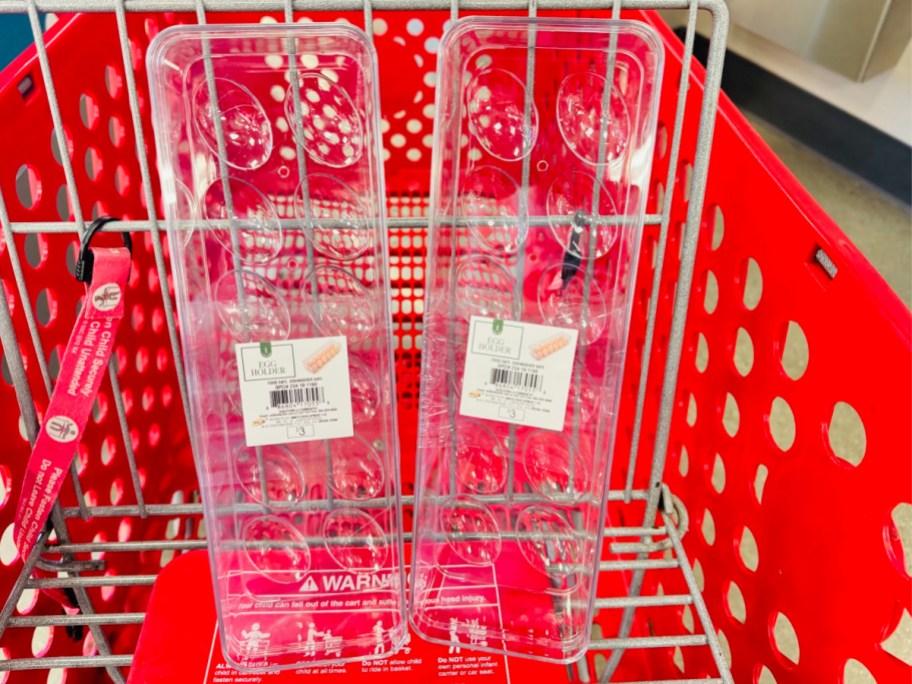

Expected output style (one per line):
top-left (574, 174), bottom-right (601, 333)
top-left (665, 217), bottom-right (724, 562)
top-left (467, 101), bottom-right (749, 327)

top-left (235, 336), bottom-right (354, 447)
top-left (458, 316), bottom-right (579, 431)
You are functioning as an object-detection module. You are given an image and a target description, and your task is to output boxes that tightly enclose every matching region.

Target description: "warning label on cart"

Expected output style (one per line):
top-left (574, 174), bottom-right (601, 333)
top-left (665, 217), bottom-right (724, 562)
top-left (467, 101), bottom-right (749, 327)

top-left (235, 336), bottom-right (353, 447)
top-left (202, 621), bottom-right (512, 684)
top-left (459, 317), bottom-right (578, 431)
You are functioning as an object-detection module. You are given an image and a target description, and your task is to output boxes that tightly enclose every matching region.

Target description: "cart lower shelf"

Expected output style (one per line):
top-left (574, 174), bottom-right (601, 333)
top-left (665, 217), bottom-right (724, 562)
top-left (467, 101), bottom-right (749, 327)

top-left (3, 487), bottom-right (733, 683)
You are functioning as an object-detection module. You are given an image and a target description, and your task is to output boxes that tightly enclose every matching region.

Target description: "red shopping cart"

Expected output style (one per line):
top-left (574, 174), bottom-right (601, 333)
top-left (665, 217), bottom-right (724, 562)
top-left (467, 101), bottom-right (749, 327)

top-left (0, 2), bottom-right (907, 683)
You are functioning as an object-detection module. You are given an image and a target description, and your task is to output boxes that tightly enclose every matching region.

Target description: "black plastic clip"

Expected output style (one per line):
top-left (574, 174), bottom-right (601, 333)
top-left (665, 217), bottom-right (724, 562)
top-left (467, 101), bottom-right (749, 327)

top-left (74, 216), bottom-right (132, 284)
top-left (560, 210), bottom-right (590, 289)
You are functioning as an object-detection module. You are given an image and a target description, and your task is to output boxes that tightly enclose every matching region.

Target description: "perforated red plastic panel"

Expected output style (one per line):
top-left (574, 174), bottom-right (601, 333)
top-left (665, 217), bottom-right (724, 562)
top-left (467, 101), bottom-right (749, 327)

top-left (0, 14), bottom-right (200, 683)
top-left (603, 11), bottom-right (912, 683)
top-left (0, 7), bottom-right (908, 684)
top-left (664, 90), bottom-right (912, 684)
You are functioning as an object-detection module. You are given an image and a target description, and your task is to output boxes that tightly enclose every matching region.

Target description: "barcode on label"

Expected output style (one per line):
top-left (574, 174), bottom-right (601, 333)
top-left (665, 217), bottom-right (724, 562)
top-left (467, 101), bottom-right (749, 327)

top-left (489, 367), bottom-right (543, 391)
top-left (269, 386), bottom-right (325, 408)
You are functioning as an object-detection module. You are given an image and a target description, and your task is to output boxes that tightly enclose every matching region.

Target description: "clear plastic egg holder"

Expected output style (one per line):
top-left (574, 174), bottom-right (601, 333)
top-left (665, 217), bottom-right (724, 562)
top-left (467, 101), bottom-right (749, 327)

top-left (148, 24), bottom-right (405, 671)
top-left (411, 18), bottom-right (663, 662)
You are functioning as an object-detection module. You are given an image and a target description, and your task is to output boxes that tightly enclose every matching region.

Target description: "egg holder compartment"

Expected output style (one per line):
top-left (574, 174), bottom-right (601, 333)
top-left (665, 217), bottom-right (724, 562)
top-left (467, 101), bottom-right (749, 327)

top-left (148, 23), bottom-right (407, 672)
top-left (410, 17), bottom-right (664, 663)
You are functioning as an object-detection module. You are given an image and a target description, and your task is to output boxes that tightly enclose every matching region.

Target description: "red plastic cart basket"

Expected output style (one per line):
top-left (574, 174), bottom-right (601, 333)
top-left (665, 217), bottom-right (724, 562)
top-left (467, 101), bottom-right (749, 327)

top-left (0, 2), bottom-right (908, 684)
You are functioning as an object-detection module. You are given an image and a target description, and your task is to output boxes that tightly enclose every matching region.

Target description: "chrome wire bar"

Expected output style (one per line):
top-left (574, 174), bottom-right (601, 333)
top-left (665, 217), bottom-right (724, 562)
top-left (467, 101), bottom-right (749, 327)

top-left (6, 214), bottom-right (665, 233)
top-left (0, 0), bottom-right (731, 12)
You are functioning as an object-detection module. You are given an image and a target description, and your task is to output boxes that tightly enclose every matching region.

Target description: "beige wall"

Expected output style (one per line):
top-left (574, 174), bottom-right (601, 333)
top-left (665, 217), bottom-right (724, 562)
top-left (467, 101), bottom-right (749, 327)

top-left (726, 24), bottom-right (912, 146)
top-left (660, 10), bottom-right (912, 146)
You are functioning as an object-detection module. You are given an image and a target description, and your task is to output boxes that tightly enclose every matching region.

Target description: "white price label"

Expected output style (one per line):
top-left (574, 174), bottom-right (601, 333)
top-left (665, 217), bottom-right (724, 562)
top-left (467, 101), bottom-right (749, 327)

top-left (235, 336), bottom-right (354, 447)
top-left (458, 316), bottom-right (579, 431)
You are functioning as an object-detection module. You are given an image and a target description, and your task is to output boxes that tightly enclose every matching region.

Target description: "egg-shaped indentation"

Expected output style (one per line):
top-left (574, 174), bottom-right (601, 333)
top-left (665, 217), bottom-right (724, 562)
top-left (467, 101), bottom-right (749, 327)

top-left (286, 73), bottom-right (364, 168)
top-left (329, 435), bottom-right (386, 501)
top-left (466, 68), bottom-right (537, 162)
top-left (440, 496), bottom-right (502, 565)
top-left (546, 171), bottom-right (620, 261)
top-left (537, 263), bottom-right (607, 346)
top-left (234, 444), bottom-right (305, 509)
top-left (214, 269), bottom-right (291, 342)
top-left (523, 430), bottom-right (590, 503)
top-left (192, 77), bottom-right (273, 170)
top-left (557, 71), bottom-right (631, 167)
top-left (242, 514), bottom-right (311, 584)
top-left (297, 173), bottom-right (372, 261)
top-left (349, 356), bottom-right (381, 426)
top-left (453, 419), bottom-right (506, 495)
top-left (322, 508), bottom-right (388, 573)
top-left (516, 505), bottom-right (582, 581)
top-left (302, 265), bottom-right (376, 346)
top-left (454, 256), bottom-right (517, 325)
top-left (458, 166), bottom-right (523, 255)
top-left (172, 180), bottom-right (198, 248)
top-left (202, 177), bottom-right (283, 264)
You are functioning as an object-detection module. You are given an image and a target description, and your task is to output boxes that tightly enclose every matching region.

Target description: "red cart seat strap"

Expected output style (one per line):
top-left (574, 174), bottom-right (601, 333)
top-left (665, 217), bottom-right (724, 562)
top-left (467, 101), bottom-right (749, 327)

top-left (14, 243), bottom-right (131, 561)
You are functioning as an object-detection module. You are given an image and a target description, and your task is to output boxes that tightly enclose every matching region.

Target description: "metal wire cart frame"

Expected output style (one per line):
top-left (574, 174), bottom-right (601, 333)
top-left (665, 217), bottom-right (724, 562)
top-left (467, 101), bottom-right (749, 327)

top-left (0, 0), bottom-right (724, 680)
top-left (3, 0), bottom-right (902, 682)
